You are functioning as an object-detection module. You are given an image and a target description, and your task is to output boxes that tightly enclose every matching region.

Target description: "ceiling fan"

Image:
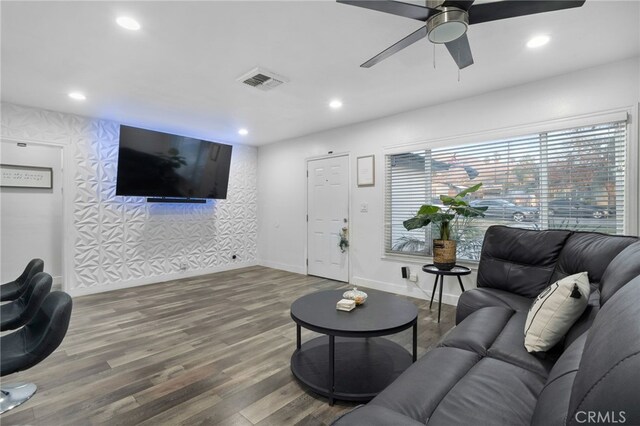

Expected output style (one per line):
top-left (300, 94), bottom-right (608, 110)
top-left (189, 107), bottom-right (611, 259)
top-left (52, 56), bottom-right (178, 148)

top-left (337, 0), bottom-right (586, 69)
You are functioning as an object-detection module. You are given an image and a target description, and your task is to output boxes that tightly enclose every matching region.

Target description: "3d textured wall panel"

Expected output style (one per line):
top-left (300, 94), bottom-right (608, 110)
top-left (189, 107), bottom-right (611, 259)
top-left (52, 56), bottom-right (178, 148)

top-left (1, 103), bottom-right (258, 292)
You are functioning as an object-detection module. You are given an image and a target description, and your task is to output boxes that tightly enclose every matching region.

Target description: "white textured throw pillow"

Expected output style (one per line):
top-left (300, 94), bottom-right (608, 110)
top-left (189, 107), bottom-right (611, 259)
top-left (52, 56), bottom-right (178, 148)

top-left (524, 272), bottom-right (590, 353)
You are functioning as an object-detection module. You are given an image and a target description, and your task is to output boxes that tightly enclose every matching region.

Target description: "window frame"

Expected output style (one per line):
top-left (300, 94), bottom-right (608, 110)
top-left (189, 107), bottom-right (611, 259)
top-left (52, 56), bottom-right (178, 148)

top-left (382, 109), bottom-right (636, 262)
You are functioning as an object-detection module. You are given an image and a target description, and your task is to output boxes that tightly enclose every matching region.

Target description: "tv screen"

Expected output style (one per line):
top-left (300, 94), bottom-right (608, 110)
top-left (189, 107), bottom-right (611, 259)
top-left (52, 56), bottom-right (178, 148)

top-left (116, 125), bottom-right (233, 199)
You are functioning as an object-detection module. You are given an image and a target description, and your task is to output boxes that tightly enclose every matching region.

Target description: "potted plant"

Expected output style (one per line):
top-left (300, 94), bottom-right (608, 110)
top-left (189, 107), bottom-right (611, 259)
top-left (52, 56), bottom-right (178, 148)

top-left (403, 183), bottom-right (487, 270)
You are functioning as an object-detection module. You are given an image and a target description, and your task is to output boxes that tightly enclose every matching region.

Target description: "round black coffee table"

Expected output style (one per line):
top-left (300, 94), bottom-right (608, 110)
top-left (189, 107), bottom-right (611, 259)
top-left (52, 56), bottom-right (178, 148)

top-left (290, 289), bottom-right (418, 405)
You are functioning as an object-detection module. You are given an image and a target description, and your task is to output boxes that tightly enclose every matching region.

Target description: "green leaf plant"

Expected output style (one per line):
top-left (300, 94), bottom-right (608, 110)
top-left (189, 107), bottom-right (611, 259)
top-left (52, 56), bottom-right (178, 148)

top-left (403, 183), bottom-right (488, 241)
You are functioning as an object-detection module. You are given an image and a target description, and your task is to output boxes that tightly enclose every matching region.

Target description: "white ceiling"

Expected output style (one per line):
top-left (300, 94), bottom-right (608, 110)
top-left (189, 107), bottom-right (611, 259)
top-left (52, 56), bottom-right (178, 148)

top-left (1, 1), bottom-right (639, 146)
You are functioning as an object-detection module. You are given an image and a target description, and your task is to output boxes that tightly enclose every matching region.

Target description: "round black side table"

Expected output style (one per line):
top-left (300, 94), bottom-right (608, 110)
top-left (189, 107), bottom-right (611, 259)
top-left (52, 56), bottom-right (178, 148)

top-left (421, 264), bottom-right (471, 323)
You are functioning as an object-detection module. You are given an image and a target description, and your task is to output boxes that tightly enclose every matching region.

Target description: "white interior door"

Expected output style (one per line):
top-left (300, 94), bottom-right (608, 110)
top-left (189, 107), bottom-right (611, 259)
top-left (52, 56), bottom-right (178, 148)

top-left (0, 141), bottom-right (64, 284)
top-left (307, 155), bottom-right (349, 282)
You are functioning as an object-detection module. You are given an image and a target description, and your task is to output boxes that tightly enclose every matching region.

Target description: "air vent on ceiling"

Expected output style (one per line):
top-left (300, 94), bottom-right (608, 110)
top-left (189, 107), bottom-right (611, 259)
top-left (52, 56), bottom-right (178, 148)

top-left (237, 67), bottom-right (289, 91)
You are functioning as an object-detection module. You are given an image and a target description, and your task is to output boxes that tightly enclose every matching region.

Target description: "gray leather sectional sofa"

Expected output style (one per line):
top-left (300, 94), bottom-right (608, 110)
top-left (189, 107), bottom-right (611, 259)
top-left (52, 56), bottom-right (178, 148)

top-left (334, 225), bottom-right (640, 426)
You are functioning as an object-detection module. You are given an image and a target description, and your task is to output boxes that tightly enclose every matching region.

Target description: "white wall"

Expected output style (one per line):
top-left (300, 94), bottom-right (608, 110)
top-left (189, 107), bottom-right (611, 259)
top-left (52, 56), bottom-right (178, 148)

top-left (1, 103), bottom-right (258, 296)
top-left (0, 142), bottom-right (63, 284)
top-left (257, 57), bottom-right (640, 305)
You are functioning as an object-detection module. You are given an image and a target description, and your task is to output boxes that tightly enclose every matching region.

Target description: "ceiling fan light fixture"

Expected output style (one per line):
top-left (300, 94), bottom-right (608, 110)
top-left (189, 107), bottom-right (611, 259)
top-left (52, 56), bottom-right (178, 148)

top-left (427, 8), bottom-right (468, 44)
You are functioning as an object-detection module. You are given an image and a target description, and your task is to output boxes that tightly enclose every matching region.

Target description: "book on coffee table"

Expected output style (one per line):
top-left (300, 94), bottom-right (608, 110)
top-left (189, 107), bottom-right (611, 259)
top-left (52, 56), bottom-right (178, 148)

top-left (336, 299), bottom-right (356, 311)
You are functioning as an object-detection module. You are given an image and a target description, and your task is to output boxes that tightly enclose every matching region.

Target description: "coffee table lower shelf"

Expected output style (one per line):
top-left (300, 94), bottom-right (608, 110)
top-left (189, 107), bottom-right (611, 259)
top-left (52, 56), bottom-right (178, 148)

top-left (290, 335), bottom-right (413, 403)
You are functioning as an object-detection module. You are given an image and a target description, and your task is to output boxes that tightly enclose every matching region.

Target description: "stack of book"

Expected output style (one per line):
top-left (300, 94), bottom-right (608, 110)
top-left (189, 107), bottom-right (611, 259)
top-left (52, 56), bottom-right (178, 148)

top-left (336, 298), bottom-right (356, 312)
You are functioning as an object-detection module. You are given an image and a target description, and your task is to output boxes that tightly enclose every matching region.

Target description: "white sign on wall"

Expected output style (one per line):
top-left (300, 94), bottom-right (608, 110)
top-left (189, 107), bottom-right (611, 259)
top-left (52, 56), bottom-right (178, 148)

top-left (0, 164), bottom-right (53, 189)
top-left (357, 155), bottom-right (375, 187)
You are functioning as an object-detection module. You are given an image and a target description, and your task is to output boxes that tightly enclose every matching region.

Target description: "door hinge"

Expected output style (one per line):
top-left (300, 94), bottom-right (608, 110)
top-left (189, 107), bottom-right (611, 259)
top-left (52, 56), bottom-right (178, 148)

top-left (306, 259), bottom-right (308, 266)
top-left (306, 214), bottom-right (308, 222)
top-left (306, 170), bottom-right (309, 178)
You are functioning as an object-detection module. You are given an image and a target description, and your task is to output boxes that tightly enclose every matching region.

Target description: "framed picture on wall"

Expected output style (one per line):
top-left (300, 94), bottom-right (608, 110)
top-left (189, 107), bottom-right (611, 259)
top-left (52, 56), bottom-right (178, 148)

top-left (357, 155), bottom-right (375, 187)
top-left (0, 164), bottom-right (53, 189)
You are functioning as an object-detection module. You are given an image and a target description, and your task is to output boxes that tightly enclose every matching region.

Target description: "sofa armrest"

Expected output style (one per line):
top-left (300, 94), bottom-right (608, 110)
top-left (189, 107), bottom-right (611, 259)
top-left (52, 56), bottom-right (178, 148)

top-left (456, 287), bottom-right (532, 324)
top-left (332, 404), bottom-right (424, 426)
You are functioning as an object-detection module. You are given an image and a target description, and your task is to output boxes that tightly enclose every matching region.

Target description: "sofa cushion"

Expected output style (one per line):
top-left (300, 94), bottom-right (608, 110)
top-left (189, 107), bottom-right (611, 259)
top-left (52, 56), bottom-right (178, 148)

top-left (531, 333), bottom-right (587, 426)
top-left (599, 241), bottom-right (640, 305)
top-left (477, 226), bottom-right (571, 298)
top-left (524, 272), bottom-right (590, 353)
top-left (442, 307), bottom-right (553, 377)
top-left (566, 275), bottom-right (640, 426)
top-left (550, 232), bottom-right (638, 287)
top-left (332, 405), bottom-right (423, 426)
top-left (366, 347), bottom-right (480, 424)
top-left (427, 357), bottom-right (545, 426)
top-left (456, 287), bottom-right (533, 324)
top-left (562, 289), bottom-right (600, 349)
top-left (487, 311), bottom-right (555, 377)
top-left (440, 307), bottom-right (514, 355)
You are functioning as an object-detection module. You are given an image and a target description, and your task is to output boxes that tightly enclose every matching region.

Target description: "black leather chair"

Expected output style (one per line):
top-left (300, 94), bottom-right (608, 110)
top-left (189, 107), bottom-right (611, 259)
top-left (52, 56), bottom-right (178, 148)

top-left (1, 272), bottom-right (52, 331)
top-left (0, 291), bottom-right (73, 414)
top-left (0, 259), bottom-right (44, 302)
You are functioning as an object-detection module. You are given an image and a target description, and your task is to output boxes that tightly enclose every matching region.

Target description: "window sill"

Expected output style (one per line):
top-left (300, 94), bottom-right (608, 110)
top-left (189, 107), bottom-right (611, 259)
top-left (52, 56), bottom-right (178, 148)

top-left (381, 253), bottom-right (480, 271)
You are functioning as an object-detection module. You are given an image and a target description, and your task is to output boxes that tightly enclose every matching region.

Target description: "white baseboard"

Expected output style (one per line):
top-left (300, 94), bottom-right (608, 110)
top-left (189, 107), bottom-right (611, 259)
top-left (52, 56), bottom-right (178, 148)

top-left (257, 259), bottom-right (306, 275)
top-left (67, 261), bottom-right (258, 298)
top-left (351, 276), bottom-right (460, 307)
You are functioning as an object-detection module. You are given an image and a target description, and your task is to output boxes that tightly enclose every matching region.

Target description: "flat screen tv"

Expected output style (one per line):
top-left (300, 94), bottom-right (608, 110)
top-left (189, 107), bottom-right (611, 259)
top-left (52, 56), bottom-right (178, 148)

top-left (116, 125), bottom-right (233, 200)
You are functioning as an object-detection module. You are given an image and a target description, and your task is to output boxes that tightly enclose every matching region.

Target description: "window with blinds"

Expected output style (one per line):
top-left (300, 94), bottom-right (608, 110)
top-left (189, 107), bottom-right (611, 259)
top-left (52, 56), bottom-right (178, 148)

top-left (385, 120), bottom-right (627, 261)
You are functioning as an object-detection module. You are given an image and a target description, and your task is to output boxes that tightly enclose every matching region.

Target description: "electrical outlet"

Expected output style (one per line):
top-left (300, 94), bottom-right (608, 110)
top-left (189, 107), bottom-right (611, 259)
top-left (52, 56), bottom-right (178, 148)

top-left (179, 262), bottom-right (188, 271)
top-left (409, 273), bottom-right (418, 283)
top-left (401, 267), bottom-right (409, 279)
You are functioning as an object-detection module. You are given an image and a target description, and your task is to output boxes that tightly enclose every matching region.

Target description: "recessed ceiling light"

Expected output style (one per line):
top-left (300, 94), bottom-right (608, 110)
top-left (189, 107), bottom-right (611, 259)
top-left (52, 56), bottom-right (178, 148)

top-left (527, 35), bottom-right (550, 49)
top-left (68, 92), bottom-right (86, 101)
top-left (329, 99), bottom-right (343, 109)
top-left (238, 128), bottom-right (249, 136)
top-left (116, 16), bottom-right (141, 31)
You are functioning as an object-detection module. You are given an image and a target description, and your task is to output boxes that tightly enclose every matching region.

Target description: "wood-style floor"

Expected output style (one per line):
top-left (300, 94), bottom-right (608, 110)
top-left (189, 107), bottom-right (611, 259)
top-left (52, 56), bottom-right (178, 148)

top-left (1, 266), bottom-right (455, 426)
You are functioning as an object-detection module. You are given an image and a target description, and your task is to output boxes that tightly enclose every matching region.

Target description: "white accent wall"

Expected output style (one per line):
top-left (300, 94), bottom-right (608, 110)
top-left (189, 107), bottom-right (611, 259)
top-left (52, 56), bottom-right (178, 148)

top-left (1, 103), bottom-right (258, 296)
top-left (257, 57), bottom-right (640, 306)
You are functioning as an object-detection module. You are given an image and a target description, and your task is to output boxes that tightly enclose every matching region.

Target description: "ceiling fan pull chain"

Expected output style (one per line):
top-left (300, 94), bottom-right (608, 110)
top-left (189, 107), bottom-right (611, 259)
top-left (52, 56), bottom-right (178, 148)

top-left (433, 44), bottom-right (436, 69)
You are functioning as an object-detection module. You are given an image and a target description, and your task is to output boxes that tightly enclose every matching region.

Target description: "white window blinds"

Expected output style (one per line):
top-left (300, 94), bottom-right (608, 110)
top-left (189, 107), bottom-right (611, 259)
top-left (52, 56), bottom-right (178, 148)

top-left (385, 151), bottom-right (430, 255)
top-left (385, 119), bottom-right (628, 261)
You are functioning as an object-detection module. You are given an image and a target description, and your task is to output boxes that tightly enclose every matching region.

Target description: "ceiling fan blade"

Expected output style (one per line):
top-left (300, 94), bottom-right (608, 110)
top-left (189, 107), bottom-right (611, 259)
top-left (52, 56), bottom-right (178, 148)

top-left (469, 0), bottom-right (585, 25)
top-left (445, 33), bottom-right (474, 69)
top-left (442, 1), bottom-right (475, 11)
top-left (337, 0), bottom-right (435, 22)
top-left (361, 26), bottom-right (428, 68)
